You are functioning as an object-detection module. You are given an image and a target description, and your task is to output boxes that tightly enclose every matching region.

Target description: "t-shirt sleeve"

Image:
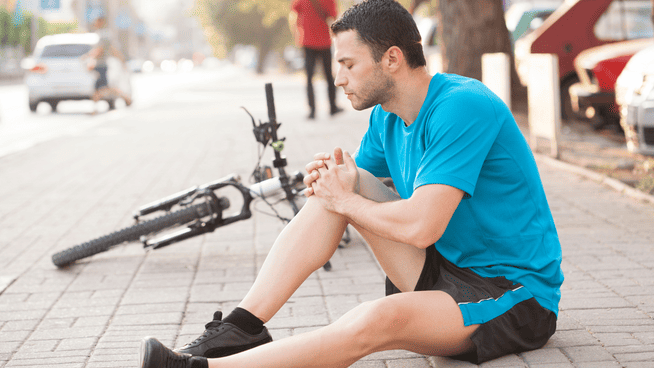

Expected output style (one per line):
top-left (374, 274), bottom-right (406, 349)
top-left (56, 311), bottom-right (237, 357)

top-left (355, 107), bottom-right (392, 178)
top-left (414, 88), bottom-right (501, 197)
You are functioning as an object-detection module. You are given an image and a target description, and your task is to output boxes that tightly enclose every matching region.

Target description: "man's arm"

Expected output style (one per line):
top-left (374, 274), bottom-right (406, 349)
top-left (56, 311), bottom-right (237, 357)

top-left (342, 182), bottom-right (463, 248)
top-left (308, 148), bottom-right (464, 249)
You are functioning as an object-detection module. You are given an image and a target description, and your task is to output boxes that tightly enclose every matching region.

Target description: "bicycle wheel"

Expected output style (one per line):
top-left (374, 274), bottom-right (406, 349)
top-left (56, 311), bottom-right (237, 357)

top-left (52, 203), bottom-right (211, 267)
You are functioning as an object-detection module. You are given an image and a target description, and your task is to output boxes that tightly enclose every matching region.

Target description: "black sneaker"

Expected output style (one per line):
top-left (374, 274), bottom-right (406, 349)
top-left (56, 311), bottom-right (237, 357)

top-left (140, 337), bottom-right (206, 368)
top-left (175, 311), bottom-right (273, 358)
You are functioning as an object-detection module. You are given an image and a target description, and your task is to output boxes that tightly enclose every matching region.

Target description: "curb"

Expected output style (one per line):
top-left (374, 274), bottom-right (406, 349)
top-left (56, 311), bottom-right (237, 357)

top-left (536, 153), bottom-right (654, 206)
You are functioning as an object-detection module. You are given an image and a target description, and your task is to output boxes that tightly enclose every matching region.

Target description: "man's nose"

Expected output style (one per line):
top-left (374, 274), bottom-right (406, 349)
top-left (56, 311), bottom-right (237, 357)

top-left (334, 67), bottom-right (346, 87)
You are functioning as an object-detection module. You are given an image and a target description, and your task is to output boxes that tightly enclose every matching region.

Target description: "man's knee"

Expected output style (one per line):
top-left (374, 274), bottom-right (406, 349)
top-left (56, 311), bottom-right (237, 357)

top-left (341, 297), bottom-right (410, 352)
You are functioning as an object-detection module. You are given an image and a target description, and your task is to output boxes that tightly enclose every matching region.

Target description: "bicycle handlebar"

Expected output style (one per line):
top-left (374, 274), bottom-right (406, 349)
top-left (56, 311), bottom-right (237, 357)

top-left (265, 83), bottom-right (277, 124)
top-left (143, 84), bottom-right (303, 241)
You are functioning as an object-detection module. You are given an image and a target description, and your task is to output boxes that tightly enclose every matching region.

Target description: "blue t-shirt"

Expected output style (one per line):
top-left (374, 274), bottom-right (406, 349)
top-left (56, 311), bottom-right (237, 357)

top-left (355, 73), bottom-right (564, 324)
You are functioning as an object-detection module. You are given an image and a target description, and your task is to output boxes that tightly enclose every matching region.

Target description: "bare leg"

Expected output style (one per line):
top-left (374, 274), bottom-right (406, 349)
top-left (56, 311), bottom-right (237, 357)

top-left (238, 196), bottom-right (347, 322)
top-left (350, 169), bottom-right (427, 292)
top-left (210, 291), bottom-right (476, 368)
top-left (239, 168), bottom-right (425, 321)
top-left (210, 169), bottom-right (477, 367)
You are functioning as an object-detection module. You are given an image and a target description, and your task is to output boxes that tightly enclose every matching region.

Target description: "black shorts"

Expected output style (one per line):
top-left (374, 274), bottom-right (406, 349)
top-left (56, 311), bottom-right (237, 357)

top-left (386, 246), bottom-right (557, 364)
top-left (95, 65), bottom-right (109, 90)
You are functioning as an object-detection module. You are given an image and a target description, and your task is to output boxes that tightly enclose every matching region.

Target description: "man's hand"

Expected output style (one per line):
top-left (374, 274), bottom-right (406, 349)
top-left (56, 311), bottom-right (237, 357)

top-left (310, 148), bottom-right (360, 213)
top-left (303, 147), bottom-right (346, 196)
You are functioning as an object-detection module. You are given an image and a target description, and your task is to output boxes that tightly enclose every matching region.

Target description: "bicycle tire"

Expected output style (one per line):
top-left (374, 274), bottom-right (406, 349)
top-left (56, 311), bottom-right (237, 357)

top-left (52, 203), bottom-right (211, 267)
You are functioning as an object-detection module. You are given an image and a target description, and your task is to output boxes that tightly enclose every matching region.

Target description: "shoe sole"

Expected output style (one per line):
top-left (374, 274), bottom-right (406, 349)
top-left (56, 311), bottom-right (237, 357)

top-left (139, 338), bottom-right (150, 368)
top-left (204, 337), bottom-right (273, 358)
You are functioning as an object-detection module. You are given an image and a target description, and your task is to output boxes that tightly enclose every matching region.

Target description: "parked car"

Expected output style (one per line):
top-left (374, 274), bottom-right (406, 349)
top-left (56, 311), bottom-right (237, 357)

top-left (21, 33), bottom-right (132, 112)
top-left (569, 38), bottom-right (653, 130)
top-left (514, 0), bottom-right (653, 119)
top-left (504, 1), bottom-right (559, 46)
top-left (615, 45), bottom-right (654, 155)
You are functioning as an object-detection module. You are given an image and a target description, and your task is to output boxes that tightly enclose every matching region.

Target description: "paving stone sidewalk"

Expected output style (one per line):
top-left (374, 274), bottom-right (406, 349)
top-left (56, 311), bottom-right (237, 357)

top-left (1, 69), bottom-right (653, 368)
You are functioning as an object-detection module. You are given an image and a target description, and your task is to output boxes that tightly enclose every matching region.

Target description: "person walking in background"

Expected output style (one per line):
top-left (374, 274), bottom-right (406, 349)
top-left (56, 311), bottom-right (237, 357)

top-left (86, 15), bottom-right (131, 113)
top-left (290, 0), bottom-right (343, 119)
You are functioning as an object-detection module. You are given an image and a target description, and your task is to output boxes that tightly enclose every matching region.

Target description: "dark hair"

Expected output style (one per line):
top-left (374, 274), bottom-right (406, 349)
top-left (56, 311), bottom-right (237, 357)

top-left (331, 0), bottom-right (426, 69)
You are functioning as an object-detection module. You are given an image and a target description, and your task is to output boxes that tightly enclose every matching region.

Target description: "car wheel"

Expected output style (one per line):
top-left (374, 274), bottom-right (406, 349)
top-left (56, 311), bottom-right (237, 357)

top-left (29, 102), bottom-right (39, 112)
top-left (49, 101), bottom-right (59, 112)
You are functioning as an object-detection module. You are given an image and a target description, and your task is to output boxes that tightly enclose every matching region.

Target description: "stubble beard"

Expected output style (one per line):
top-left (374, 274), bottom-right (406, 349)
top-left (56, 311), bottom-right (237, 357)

top-left (351, 66), bottom-right (395, 111)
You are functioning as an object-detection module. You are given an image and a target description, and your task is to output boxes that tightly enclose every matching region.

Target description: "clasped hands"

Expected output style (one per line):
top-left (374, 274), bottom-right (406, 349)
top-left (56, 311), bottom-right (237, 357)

top-left (303, 147), bottom-right (360, 213)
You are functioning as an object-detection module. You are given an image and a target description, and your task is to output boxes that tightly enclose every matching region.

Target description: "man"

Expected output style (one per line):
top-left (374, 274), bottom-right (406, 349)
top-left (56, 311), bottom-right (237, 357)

top-left (139, 0), bottom-right (564, 366)
top-left (86, 16), bottom-right (131, 112)
top-left (290, 0), bottom-right (343, 119)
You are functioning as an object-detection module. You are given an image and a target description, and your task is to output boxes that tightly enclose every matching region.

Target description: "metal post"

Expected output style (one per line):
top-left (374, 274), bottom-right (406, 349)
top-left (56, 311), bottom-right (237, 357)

top-left (482, 53), bottom-right (512, 110)
top-left (528, 54), bottom-right (561, 158)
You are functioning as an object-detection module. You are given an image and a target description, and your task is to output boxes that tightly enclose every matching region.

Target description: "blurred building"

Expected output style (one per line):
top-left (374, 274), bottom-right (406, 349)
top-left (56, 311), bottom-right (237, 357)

top-left (5, 0), bottom-right (214, 69)
top-left (70, 0), bottom-right (147, 60)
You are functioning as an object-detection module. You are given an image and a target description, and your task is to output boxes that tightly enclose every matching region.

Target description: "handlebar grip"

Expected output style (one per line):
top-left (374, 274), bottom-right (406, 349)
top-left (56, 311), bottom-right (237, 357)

top-left (249, 177), bottom-right (282, 197)
top-left (265, 83), bottom-right (276, 122)
top-left (249, 171), bottom-right (304, 197)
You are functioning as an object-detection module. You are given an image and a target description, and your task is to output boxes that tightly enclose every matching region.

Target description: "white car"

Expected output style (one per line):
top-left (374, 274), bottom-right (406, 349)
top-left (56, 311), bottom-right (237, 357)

top-left (615, 45), bottom-right (654, 155)
top-left (22, 33), bottom-right (132, 112)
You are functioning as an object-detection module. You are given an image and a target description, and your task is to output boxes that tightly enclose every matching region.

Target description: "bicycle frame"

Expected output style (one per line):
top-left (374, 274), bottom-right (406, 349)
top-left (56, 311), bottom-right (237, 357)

top-left (51, 83), bottom-right (338, 269)
top-left (137, 83), bottom-right (304, 250)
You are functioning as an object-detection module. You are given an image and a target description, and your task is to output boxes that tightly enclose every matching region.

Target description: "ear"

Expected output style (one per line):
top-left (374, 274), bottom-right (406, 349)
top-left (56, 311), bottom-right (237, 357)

top-left (383, 46), bottom-right (404, 72)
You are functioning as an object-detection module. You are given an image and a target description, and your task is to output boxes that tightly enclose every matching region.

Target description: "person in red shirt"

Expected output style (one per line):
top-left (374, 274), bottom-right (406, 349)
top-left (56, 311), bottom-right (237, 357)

top-left (290, 0), bottom-right (343, 119)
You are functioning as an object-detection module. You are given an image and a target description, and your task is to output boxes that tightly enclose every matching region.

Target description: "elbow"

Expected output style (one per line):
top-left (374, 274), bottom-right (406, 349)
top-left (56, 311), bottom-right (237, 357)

top-left (413, 234), bottom-right (442, 249)
top-left (405, 224), bottom-right (444, 249)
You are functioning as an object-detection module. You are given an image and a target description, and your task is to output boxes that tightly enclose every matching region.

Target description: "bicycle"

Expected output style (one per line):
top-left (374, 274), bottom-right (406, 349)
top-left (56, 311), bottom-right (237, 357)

top-left (51, 83), bottom-right (348, 270)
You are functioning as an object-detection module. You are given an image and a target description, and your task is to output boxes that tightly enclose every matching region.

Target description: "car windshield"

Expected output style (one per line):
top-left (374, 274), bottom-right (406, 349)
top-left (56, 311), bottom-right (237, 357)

top-left (595, 1), bottom-right (654, 41)
top-left (40, 44), bottom-right (93, 58)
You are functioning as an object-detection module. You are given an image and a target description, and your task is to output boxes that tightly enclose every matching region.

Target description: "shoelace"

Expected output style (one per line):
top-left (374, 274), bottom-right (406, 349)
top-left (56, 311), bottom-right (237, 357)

top-left (204, 319), bottom-right (223, 330)
top-left (183, 319), bottom-right (224, 347)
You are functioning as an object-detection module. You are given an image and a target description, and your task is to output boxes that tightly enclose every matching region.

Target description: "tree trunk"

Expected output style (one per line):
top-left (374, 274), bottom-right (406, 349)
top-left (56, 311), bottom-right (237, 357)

top-left (255, 18), bottom-right (287, 74)
top-left (438, 0), bottom-right (526, 101)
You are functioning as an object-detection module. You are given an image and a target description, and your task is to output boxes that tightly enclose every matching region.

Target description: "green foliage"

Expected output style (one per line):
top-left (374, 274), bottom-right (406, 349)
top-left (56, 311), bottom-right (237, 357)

top-left (193, 0), bottom-right (292, 72)
top-left (17, 14), bottom-right (32, 51)
top-left (637, 174), bottom-right (654, 194)
top-left (237, 0), bottom-right (288, 27)
top-left (7, 9), bottom-right (22, 46)
top-left (45, 20), bottom-right (78, 35)
top-left (193, 0), bottom-right (422, 63)
top-left (0, 6), bottom-right (11, 45)
top-left (1, 5), bottom-right (77, 53)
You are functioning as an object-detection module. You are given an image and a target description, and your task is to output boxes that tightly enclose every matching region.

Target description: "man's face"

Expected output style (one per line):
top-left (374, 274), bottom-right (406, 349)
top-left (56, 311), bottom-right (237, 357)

top-left (334, 30), bottom-right (395, 111)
